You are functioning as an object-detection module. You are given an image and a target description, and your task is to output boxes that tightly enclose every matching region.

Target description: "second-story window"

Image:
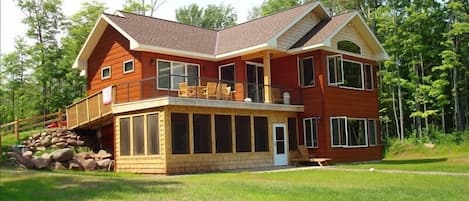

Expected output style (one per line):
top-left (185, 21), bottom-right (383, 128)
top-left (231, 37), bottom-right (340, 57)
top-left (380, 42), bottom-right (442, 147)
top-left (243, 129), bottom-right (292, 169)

top-left (342, 59), bottom-right (363, 89)
top-left (364, 64), bottom-right (373, 90)
top-left (157, 60), bottom-right (199, 90)
top-left (327, 55), bottom-right (343, 85)
top-left (299, 56), bottom-right (314, 87)
top-left (123, 59), bottom-right (134, 74)
top-left (101, 66), bottom-right (111, 80)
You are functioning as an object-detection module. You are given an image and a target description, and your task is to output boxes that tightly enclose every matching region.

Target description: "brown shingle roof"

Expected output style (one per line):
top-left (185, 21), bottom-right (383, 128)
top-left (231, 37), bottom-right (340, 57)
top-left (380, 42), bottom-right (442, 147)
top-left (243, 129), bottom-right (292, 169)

top-left (105, 12), bottom-right (218, 55)
top-left (102, 2), bottom-right (349, 56)
top-left (290, 12), bottom-right (355, 49)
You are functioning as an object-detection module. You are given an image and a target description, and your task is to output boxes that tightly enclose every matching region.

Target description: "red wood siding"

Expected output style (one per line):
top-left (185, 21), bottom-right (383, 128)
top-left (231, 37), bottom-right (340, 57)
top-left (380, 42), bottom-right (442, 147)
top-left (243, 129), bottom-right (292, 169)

top-left (87, 26), bottom-right (143, 103)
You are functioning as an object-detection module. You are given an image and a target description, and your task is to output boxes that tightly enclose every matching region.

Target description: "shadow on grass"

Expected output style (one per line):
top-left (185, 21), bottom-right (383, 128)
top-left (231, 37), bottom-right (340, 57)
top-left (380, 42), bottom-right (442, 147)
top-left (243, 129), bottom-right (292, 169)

top-left (0, 170), bottom-right (180, 201)
top-left (380, 158), bottom-right (448, 165)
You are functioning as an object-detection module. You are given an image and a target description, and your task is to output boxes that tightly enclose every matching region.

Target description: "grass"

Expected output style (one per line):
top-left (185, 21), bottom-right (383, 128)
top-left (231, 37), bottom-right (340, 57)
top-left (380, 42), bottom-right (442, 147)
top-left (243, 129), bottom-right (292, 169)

top-left (338, 140), bottom-right (469, 173)
top-left (1, 168), bottom-right (468, 201)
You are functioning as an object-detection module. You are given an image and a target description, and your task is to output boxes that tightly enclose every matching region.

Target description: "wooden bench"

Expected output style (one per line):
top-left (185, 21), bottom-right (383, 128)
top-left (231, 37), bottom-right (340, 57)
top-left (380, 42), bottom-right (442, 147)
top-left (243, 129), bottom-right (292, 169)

top-left (297, 145), bottom-right (331, 167)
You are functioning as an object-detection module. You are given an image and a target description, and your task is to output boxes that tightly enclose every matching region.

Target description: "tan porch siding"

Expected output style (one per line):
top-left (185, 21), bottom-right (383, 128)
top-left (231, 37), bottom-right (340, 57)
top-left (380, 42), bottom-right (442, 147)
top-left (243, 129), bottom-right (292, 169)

top-left (115, 110), bottom-right (167, 174)
top-left (277, 12), bottom-right (320, 50)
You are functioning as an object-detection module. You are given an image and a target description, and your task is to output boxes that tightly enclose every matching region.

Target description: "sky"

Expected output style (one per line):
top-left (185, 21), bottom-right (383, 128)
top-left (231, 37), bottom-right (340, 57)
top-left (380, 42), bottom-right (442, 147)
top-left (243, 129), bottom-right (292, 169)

top-left (0, 0), bottom-right (263, 55)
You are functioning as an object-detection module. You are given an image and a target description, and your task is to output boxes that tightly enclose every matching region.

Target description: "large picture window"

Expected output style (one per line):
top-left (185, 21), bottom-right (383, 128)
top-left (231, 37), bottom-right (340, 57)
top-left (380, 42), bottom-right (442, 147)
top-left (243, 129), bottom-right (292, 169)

top-left (299, 57), bottom-right (314, 87)
top-left (303, 118), bottom-right (319, 148)
top-left (331, 117), bottom-right (370, 148)
top-left (342, 60), bottom-right (363, 89)
top-left (157, 60), bottom-right (199, 90)
top-left (219, 64), bottom-right (235, 91)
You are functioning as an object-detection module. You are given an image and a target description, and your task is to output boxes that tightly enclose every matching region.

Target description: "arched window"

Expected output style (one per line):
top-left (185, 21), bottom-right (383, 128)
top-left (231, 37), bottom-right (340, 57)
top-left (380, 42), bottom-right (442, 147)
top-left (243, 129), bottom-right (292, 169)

top-left (337, 41), bottom-right (361, 55)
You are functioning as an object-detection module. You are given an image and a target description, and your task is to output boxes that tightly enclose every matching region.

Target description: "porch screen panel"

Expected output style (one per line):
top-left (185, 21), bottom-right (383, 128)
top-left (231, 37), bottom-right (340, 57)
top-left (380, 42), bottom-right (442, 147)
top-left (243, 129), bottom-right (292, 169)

top-left (288, 118), bottom-right (298, 150)
top-left (254, 116), bottom-right (268, 152)
top-left (119, 117), bottom-right (130, 156)
top-left (133, 115), bottom-right (145, 155)
top-left (147, 114), bottom-right (159, 155)
top-left (193, 114), bottom-right (211, 153)
top-left (215, 115), bottom-right (232, 153)
top-left (235, 116), bottom-right (251, 152)
top-left (172, 113), bottom-right (189, 154)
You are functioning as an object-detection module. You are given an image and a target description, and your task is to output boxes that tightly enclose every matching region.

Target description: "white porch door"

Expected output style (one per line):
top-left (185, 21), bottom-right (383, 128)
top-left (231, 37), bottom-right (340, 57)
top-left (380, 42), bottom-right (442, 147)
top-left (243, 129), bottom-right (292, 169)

top-left (273, 123), bottom-right (288, 166)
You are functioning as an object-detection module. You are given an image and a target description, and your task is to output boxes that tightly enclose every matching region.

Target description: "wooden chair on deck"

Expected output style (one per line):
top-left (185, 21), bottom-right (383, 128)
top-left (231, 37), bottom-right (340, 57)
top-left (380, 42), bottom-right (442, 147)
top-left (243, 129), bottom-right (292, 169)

top-left (206, 82), bottom-right (218, 99)
top-left (178, 83), bottom-right (188, 97)
top-left (271, 88), bottom-right (283, 104)
top-left (220, 83), bottom-right (232, 100)
top-left (297, 145), bottom-right (331, 167)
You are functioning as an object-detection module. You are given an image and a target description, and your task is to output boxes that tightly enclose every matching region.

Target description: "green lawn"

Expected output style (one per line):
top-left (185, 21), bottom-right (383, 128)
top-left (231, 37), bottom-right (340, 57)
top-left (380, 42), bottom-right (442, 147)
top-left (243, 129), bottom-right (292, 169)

top-left (1, 168), bottom-right (468, 201)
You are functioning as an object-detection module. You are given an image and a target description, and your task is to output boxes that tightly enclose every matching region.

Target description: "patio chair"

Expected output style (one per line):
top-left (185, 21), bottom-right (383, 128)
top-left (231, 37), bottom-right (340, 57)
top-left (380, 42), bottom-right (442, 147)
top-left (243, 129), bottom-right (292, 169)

top-left (271, 88), bottom-right (283, 104)
top-left (178, 82), bottom-right (188, 97)
top-left (206, 82), bottom-right (218, 99)
top-left (297, 145), bottom-right (331, 167)
top-left (221, 83), bottom-right (232, 100)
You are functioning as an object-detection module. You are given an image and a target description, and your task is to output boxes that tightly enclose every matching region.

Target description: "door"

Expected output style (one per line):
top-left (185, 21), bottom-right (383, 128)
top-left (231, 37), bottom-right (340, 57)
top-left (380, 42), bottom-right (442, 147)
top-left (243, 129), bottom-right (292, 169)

top-left (273, 123), bottom-right (288, 166)
top-left (246, 63), bottom-right (264, 102)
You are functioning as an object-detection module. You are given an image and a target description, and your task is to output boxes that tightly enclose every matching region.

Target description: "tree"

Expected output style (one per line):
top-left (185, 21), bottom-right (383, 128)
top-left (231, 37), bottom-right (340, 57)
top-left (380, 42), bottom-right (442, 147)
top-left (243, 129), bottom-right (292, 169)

top-left (122, 0), bottom-right (162, 16)
top-left (176, 3), bottom-right (237, 29)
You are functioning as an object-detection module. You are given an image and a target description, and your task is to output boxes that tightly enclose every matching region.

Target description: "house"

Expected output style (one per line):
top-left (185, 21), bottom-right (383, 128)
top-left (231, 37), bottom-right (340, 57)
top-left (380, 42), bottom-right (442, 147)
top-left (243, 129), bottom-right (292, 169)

top-left (67, 1), bottom-right (388, 174)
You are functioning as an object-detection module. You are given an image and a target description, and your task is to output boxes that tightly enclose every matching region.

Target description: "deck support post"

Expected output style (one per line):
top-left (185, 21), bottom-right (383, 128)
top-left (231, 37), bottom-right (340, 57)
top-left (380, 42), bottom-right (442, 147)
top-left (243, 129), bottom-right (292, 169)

top-left (263, 51), bottom-right (272, 104)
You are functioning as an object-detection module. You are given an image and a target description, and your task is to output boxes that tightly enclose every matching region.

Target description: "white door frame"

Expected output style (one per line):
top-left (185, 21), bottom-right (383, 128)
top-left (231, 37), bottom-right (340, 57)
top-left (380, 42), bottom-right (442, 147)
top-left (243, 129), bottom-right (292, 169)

top-left (273, 123), bottom-right (288, 166)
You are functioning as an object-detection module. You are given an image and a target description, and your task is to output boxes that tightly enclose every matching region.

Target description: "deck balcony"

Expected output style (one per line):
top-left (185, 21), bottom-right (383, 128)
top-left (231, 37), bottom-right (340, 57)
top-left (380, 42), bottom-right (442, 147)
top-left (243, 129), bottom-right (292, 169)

top-left (66, 74), bottom-right (304, 129)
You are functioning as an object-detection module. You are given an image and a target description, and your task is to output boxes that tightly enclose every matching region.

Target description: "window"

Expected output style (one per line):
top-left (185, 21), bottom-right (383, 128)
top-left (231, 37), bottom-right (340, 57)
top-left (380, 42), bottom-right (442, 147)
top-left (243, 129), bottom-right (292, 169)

top-left (327, 55), bottom-right (343, 85)
top-left (364, 64), bottom-right (373, 90)
top-left (157, 60), bottom-right (200, 90)
top-left (342, 60), bottom-right (363, 89)
top-left (132, 116), bottom-right (145, 155)
top-left (123, 59), bottom-right (134, 74)
top-left (101, 66), bottom-right (111, 80)
top-left (299, 57), bottom-right (314, 87)
top-left (215, 115), bottom-right (232, 153)
top-left (119, 117), bottom-right (130, 156)
top-left (331, 117), bottom-right (369, 148)
top-left (303, 118), bottom-right (319, 148)
top-left (368, 119), bottom-right (377, 146)
top-left (254, 117), bottom-right (268, 152)
top-left (193, 114), bottom-right (212, 153)
top-left (147, 114), bottom-right (159, 155)
top-left (171, 113), bottom-right (189, 154)
top-left (288, 118), bottom-right (298, 151)
top-left (219, 64), bottom-right (235, 91)
top-left (338, 41), bottom-right (361, 55)
top-left (235, 116), bottom-right (251, 152)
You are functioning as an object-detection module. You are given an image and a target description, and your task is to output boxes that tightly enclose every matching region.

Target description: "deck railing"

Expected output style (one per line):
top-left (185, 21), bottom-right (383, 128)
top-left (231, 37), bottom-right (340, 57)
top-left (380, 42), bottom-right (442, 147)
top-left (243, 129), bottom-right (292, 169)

top-left (113, 75), bottom-right (303, 105)
top-left (66, 90), bottom-right (113, 129)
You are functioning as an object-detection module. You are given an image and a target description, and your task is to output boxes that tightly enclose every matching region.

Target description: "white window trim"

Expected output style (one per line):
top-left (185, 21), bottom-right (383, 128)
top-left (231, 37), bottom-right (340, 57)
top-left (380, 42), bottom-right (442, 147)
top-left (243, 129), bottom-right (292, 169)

top-left (218, 63), bottom-right (236, 91)
top-left (298, 56), bottom-right (315, 88)
top-left (123, 59), bottom-right (135, 74)
top-left (364, 63), bottom-right (374, 91)
top-left (327, 55), bottom-right (344, 86)
top-left (367, 119), bottom-right (378, 146)
top-left (337, 40), bottom-right (362, 56)
top-left (156, 59), bottom-right (201, 91)
top-left (338, 59), bottom-right (365, 91)
top-left (303, 117), bottom-right (319, 148)
top-left (101, 66), bottom-right (111, 80)
top-left (330, 116), bottom-right (369, 148)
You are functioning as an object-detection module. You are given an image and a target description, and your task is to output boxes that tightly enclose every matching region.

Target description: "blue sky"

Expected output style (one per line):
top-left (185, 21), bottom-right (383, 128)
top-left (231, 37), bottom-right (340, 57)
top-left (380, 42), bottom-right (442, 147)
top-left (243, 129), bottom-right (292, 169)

top-left (0, 0), bottom-right (263, 54)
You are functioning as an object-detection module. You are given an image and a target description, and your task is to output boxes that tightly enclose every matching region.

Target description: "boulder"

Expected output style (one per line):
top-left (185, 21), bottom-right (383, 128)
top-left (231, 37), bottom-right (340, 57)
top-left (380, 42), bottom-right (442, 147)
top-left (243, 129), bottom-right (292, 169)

top-left (40, 136), bottom-right (52, 147)
top-left (22, 151), bottom-right (33, 159)
top-left (76, 140), bottom-right (84, 146)
top-left (66, 139), bottom-right (77, 146)
top-left (36, 146), bottom-right (46, 151)
top-left (69, 159), bottom-right (84, 171)
top-left (81, 159), bottom-right (97, 171)
top-left (97, 150), bottom-right (112, 159)
top-left (55, 142), bottom-right (66, 148)
top-left (51, 137), bottom-right (59, 144)
top-left (51, 148), bottom-right (74, 162)
top-left (32, 156), bottom-right (50, 169)
top-left (33, 133), bottom-right (41, 139)
top-left (49, 161), bottom-right (67, 170)
top-left (7, 152), bottom-right (34, 169)
top-left (96, 159), bottom-right (111, 168)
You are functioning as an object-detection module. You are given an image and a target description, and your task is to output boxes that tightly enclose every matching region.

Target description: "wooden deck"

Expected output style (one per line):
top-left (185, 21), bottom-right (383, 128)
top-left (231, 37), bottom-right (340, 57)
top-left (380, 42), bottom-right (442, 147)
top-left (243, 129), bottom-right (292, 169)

top-left (66, 89), bottom-right (113, 129)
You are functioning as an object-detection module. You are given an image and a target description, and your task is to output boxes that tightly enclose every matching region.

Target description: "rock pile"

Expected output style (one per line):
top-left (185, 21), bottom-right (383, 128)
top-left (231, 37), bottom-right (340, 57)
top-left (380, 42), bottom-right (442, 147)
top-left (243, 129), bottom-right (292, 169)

top-left (21, 129), bottom-right (85, 151)
top-left (6, 129), bottom-right (114, 171)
